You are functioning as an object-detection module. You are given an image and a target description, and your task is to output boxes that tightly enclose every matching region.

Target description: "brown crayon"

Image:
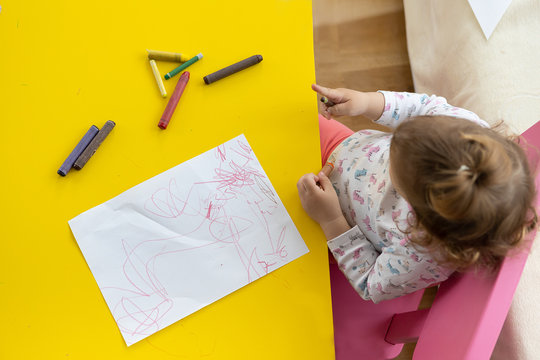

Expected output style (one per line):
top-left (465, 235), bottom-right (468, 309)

top-left (203, 55), bottom-right (263, 85)
top-left (320, 96), bottom-right (335, 107)
top-left (73, 120), bottom-right (116, 170)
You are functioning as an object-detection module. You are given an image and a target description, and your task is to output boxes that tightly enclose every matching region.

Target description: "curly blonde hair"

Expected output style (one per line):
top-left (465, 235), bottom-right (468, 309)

top-left (390, 116), bottom-right (537, 270)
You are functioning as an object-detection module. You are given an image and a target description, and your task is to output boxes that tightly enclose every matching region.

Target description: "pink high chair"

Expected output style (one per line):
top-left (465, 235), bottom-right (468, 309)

top-left (330, 121), bottom-right (540, 360)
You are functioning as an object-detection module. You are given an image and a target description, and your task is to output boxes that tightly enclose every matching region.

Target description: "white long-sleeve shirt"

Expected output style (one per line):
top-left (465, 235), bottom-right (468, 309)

top-left (326, 91), bottom-right (489, 303)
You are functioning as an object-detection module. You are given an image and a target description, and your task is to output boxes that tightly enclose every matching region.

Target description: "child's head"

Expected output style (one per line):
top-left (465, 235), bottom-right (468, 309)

top-left (389, 116), bottom-right (537, 270)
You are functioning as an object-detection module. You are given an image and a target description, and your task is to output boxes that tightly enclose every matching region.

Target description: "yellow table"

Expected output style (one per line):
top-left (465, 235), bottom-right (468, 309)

top-left (0, 0), bottom-right (334, 358)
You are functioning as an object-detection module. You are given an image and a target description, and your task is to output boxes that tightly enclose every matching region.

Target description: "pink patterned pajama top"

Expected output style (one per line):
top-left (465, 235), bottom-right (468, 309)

top-left (326, 91), bottom-right (489, 303)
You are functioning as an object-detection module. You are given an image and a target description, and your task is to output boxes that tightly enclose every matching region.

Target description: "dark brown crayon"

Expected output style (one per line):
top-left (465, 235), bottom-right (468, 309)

top-left (320, 96), bottom-right (335, 107)
top-left (73, 120), bottom-right (115, 170)
top-left (203, 55), bottom-right (263, 85)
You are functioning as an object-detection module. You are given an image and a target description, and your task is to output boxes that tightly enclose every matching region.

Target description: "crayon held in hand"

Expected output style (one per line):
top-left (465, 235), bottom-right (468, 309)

top-left (159, 71), bottom-right (190, 129)
top-left (321, 162), bottom-right (334, 177)
top-left (164, 53), bottom-right (202, 80)
top-left (58, 125), bottom-right (99, 176)
top-left (74, 120), bottom-right (116, 170)
top-left (320, 96), bottom-right (335, 107)
top-left (149, 60), bottom-right (167, 97)
top-left (147, 49), bottom-right (189, 63)
top-left (203, 55), bottom-right (263, 85)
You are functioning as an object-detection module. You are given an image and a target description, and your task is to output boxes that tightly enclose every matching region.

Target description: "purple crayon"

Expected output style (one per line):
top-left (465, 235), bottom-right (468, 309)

top-left (57, 125), bottom-right (99, 176)
top-left (74, 120), bottom-right (116, 170)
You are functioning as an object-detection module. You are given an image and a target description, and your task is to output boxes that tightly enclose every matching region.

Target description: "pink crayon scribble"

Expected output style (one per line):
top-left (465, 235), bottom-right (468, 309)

top-left (216, 144), bottom-right (227, 161)
top-left (102, 139), bottom-right (291, 342)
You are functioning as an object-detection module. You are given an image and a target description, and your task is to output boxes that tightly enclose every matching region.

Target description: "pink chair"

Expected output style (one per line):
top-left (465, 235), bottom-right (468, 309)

top-left (330, 121), bottom-right (540, 360)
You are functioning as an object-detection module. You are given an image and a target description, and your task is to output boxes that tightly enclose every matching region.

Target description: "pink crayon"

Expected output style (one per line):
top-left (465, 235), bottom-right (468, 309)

top-left (158, 71), bottom-right (190, 129)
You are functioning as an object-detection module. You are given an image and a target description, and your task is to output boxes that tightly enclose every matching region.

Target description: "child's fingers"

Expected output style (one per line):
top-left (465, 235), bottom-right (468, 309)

top-left (327, 103), bottom-right (349, 117)
top-left (320, 163), bottom-right (334, 177)
top-left (312, 84), bottom-right (341, 103)
top-left (321, 107), bottom-right (332, 119)
top-left (317, 171), bottom-right (333, 191)
top-left (311, 83), bottom-right (327, 95)
top-left (297, 173), bottom-right (320, 194)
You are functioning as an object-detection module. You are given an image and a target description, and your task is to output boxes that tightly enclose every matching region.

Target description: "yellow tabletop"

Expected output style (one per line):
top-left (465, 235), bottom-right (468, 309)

top-left (0, 0), bottom-right (334, 359)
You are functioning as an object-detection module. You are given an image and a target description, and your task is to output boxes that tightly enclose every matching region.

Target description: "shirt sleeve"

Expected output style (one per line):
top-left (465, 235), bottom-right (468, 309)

top-left (327, 225), bottom-right (454, 303)
top-left (375, 91), bottom-right (489, 129)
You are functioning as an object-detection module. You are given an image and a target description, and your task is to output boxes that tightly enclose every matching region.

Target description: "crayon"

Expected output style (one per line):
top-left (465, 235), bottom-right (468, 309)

top-left (164, 53), bottom-right (202, 80)
top-left (317, 162), bottom-right (334, 188)
top-left (147, 49), bottom-right (189, 63)
top-left (58, 125), bottom-right (99, 176)
top-left (320, 96), bottom-right (335, 107)
top-left (321, 162), bottom-right (334, 177)
top-left (149, 60), bottom-right (167, 98)
top-left (159, 71), bottom-right (190, 129)
top-left (203, 55), bottom-right (263, 85)
top-left (73, 120), bottom-right (116, 170)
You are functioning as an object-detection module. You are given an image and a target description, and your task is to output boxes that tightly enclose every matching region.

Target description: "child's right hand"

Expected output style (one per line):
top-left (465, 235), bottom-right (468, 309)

top-left (297, 171), bottom-right (351, 240)
top-left (312, 84), bottom-right (370, 119)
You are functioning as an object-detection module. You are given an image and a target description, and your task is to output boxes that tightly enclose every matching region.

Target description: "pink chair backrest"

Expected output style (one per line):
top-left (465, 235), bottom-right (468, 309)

top-left (330, 120), bottom-right (540, 360)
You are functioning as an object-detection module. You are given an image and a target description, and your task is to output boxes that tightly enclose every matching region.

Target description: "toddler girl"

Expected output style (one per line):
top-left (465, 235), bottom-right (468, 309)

top-left (297, 84), bottom-right (537, 303)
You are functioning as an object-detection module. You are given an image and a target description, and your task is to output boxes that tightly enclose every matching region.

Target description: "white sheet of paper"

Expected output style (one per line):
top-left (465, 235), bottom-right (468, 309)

top-left (468, 0), bottom-right (513, 39)
top-left (68, 134), bottom-right (309, 346)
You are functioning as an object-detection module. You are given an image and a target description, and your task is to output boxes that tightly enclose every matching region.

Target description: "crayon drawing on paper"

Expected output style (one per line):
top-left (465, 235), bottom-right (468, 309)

top-left (68, 134), bottom-right (309, 346)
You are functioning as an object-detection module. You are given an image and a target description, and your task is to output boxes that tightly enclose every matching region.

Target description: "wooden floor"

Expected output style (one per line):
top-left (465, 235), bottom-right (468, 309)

top-left (311, 1), bottom-right (436, 359)
top-left (312, 0), bottom-right (414, 131)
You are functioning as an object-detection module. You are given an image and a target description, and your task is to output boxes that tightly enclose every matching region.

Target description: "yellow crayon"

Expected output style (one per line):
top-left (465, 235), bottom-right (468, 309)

top-left (149, 60), bottom-right (167, 98)
top-left (147, 49), bottom-right (189, 63)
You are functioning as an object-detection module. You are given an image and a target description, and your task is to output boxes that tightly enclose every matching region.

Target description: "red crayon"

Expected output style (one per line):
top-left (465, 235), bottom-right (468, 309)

top-left (159, 71), bottom-right (190, 129)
